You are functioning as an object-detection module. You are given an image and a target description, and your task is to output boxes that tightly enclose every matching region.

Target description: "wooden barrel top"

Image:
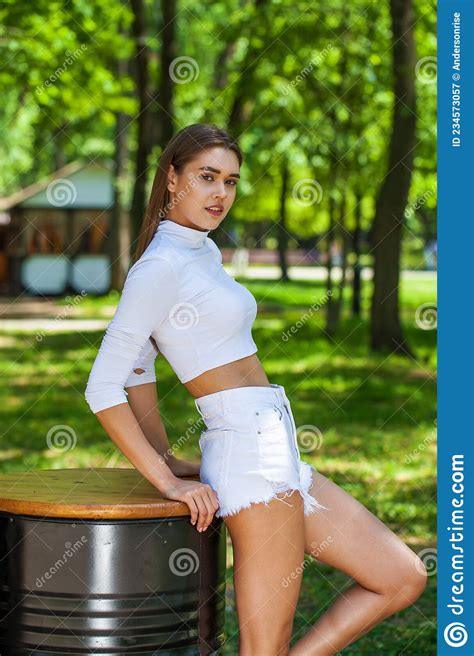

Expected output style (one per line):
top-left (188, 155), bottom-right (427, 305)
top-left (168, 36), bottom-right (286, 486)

top-left (0, 468), bottom-right (200, 519)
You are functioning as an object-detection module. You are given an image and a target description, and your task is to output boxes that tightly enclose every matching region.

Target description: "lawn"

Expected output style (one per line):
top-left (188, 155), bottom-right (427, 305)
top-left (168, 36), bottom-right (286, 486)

top-left (0, 274), bottom-right (436, 654)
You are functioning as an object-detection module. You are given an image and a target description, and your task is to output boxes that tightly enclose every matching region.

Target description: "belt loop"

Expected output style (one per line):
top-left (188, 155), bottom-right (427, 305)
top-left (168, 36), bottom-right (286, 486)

top-left (282, 392), bottom-right (300, 459)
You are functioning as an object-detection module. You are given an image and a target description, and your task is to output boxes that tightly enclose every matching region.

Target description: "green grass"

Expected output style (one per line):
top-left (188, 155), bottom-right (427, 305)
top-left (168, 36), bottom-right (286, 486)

top-left (1, 274), bottom-right (436, 654)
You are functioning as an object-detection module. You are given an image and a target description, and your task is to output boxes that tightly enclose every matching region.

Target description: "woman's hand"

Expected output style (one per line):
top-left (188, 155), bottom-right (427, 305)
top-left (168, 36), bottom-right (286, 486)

top-left (162, 477), bottom-right (219, 532)
top-left (166, 455), bottom-right (201, 477)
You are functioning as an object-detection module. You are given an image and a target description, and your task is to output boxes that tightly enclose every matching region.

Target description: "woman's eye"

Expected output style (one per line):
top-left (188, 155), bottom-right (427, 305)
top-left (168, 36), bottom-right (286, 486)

top-left (200, 174), bottom-right (237, 186)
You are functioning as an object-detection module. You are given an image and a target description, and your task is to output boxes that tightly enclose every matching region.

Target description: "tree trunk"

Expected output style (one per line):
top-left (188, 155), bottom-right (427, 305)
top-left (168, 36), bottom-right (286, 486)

top-left (326, 193), bottom-right (348, 336)
top-left (277, 158), bottom-right (289, 282)
top-left (152, 0), bottom-right (176, 149)
top-left (325, 194), bottom-right (336, 313)
top-left (109, 98), bottom-right (130, 290)
top-left (369, 0), bottom-right (417, 355)
top-left (227, 0), bottom-right (270, 136)
top-left (351, 192), bottom-right (362, 317)
top-left (129, 0), bottom-right (153, 249)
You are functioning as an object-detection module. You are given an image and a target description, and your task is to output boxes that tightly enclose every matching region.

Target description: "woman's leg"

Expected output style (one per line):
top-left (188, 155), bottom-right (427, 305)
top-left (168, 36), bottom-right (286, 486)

top-left (224, 490), bottom-right (306, 656)
top-left (289, 469), bottom-right (428, 656)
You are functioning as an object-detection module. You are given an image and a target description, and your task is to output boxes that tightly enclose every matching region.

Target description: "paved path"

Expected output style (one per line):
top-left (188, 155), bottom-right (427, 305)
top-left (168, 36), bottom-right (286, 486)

top-left (0, 268), bottom-right (436, 332)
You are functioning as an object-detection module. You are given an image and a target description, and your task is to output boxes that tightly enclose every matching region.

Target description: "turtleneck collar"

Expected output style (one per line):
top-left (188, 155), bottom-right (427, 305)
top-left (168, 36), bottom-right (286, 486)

top-left (155, 219), bottom-right (210, 248)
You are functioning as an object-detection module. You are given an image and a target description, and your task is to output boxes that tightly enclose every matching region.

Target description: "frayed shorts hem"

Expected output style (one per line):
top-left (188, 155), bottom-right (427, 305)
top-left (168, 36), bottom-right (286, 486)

top-left (196, 383), bottom-right (330, 521)
top-left (215, 462), bottom-right (330, 520)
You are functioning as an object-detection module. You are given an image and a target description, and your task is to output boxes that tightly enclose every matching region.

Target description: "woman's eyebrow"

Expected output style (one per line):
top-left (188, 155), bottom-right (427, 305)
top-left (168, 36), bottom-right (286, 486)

top-left (198, 166), bottom-right (240, 179)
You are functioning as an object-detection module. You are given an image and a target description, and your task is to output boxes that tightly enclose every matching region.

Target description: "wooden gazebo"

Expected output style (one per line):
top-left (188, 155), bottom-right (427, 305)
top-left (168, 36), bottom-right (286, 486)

top-left (0, 159), bottom-right (116, 295)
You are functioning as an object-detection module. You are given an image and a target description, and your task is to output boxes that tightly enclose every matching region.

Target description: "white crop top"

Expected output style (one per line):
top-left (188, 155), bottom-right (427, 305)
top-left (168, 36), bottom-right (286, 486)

top-left (84, 219), bottom-right (258, 414)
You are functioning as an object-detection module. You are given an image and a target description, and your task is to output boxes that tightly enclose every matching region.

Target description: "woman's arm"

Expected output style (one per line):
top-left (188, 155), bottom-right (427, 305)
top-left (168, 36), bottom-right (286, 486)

top-left (94, 400), bottom-right (179, 494)
top-left (126, 381), bottom-right (171, 459)
top-left (85, 254), bottom-right (218, 530)
top-left (95, 400), bottom-right (215, 531)
top-left (126, 381), bottom-right (201, 476)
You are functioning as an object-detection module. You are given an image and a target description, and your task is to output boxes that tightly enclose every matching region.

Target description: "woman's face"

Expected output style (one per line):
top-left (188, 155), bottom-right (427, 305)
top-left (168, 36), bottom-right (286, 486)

top-left (166, 146), bottom-right (240, 231)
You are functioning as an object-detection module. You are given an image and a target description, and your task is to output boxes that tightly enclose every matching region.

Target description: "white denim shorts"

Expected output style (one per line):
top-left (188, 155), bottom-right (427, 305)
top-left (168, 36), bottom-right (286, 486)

top-left (195, 383), bottom-right (328, 519)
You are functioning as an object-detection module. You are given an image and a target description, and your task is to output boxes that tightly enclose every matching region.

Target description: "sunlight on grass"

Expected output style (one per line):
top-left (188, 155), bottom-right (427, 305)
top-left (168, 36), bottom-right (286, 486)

top-left (1, 275), bottom-right (436, 655)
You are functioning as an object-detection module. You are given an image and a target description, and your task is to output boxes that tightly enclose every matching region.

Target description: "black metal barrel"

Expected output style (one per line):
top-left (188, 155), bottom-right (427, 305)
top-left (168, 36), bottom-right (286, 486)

top-left (0, 468), bottom-right (227, 655)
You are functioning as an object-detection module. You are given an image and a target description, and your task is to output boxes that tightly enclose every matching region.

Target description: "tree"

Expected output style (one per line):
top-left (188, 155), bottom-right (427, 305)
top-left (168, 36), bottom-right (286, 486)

top-left (369, 0), bottom-right (417, 355)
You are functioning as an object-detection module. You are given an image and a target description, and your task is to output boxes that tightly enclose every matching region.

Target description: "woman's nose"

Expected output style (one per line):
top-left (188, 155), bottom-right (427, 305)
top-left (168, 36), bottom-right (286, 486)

top-left (213, 182), bottom-right (227, 198)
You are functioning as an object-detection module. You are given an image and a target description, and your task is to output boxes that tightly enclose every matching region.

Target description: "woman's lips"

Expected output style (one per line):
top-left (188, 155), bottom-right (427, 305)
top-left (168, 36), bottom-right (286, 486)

top-left (205, 207), bottom-right (223, 217)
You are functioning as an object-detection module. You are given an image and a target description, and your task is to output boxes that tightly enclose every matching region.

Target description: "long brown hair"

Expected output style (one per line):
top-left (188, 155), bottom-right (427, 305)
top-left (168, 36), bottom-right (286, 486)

top-left (132, 123), bottom-right (242, 265)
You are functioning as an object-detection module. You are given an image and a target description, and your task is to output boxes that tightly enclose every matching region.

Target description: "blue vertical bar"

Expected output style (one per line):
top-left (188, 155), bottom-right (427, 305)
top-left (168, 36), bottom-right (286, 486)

top-left (438, 0), bottom-right (474, 654)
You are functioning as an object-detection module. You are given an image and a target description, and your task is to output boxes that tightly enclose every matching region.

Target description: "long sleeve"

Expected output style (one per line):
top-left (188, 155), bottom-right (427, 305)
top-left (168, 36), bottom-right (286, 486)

top-left (124, 338), bottom-right (159, 388)
top-left (84, 255), bottom-right (178, 414)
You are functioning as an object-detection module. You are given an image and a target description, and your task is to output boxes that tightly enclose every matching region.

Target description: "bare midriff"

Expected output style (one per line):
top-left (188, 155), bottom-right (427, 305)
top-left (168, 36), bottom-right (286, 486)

top-left (183, 353), bottom-right (271, 399)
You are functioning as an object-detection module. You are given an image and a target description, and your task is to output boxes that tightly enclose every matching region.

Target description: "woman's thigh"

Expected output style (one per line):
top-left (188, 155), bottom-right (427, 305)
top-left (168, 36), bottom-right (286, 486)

top-left (223, 490), bottom-right (306, 654)
top-left (303, 469), bottom-right (427, 597)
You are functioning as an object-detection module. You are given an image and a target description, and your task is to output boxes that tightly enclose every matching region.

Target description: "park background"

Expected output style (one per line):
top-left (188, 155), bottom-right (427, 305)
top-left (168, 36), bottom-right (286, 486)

top-left (0, 0), bottom-right (436, 654)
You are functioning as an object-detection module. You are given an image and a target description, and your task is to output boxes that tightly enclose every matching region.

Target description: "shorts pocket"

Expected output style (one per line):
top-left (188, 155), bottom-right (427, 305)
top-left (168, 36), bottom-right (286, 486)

top-left (254, 403), bottom-right (285, 433)
top-left (199, 428), bottom-right (229, 445)
top-left (255, 405), bottom-right (297, 478)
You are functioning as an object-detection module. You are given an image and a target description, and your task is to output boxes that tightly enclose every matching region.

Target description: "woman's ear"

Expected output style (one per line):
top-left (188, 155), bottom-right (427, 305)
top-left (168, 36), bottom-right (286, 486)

top-left (167, 164), bottom-right (177, 192)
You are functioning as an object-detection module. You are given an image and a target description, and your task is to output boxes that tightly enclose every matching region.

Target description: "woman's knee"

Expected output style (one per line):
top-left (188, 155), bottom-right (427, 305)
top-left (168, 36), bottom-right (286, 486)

top-left (381, 552), bottom-right (428, 611)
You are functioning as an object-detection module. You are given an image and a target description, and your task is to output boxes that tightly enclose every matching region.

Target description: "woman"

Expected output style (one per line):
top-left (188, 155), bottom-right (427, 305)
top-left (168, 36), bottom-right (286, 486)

top-left (85, 123), bottom-right (427, 655)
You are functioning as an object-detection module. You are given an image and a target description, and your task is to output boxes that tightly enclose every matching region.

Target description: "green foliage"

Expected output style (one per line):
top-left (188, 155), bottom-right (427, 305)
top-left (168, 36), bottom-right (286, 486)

top-left (0, 275), bottom-right (435, 652)
top-left (0, 0), bottom-right (436, 259)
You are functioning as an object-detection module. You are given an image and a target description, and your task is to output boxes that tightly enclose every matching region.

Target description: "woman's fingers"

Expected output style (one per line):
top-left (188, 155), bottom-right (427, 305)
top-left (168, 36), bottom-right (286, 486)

top-left (194, 489), bottom-right (215, 531)
top-left (186, 494), bottom-right (199, 526)
top-left (184, 484), bottom-right (219, 531)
